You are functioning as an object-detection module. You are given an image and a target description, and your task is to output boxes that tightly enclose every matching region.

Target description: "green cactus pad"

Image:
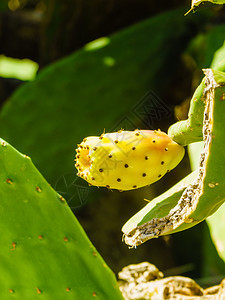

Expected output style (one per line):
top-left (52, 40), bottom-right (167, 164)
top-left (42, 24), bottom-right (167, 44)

top-left (168, 80), bottom-right (205, 146)
top-left (0, 139), bottom-right (123, 299)
top-left (122, 69), bottom-right (225, 247)
top-left (122, 170), bottom-right (198, 236)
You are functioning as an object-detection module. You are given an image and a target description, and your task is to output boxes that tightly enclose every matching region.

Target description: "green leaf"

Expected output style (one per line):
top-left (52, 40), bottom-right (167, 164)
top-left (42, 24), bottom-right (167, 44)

top-left (0, 138), bottom-right (123, 299)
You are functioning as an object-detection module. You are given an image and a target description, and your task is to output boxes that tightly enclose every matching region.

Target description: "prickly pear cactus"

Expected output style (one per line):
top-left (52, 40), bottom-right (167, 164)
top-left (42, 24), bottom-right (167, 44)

top-left (0, 7), bottom-right (200, 194)
top-left (75, 130), bottom-right (184, 191)
top-left (0, 139), bottom-right (123, 299)
top-left (122, 69), bottom-right (225, 247)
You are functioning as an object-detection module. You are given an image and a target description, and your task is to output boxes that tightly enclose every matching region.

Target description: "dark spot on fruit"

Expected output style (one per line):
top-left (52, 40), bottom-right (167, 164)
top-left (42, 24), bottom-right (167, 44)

top-left (117, 178), bottom-right (121, 182)
top-left (93, 147), bottom-right (97, 151)
top-left (145, 156), bottom-right (149, 160)
top-left (133, 185), bottom-right (137, 188)
top-left (135, 132), bottom-right (140, 136)
top-left (106, 185), bottom-right (110, 188)
top-left (142, 173), bottom-right (146, 177)
top-left (99, 136), bottom-right (103, 140)
top-left (161, 161), bottom-right (164, 165)
top-left (152, 140), bottom-right (156, 143)
top-left (165, 148), bottom-right (168, 151)
top-left (99, 168), bottom-right (103, 172)
top-left (158, 174), bottom-right (162, 178)
top-left (132, 147), bottom-right (136, 150)
top-left (115, 140), bottom-right (119, 144)
top-left (124, 164), bottom-right (129, 168)
top-left (108, 154), bottom-right (112, 158)
top-left (91, 177), bottom-right (95, 180)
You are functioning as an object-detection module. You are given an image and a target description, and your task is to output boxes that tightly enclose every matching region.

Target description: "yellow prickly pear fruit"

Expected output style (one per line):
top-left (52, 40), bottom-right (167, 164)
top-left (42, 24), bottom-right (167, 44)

top-left (75, 130), bottom-right (184, 191)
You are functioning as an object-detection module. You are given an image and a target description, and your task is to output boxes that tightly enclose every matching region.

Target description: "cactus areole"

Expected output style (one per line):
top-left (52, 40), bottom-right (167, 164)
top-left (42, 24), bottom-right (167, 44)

top-left (75, 130), bottom-right (184, 191)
